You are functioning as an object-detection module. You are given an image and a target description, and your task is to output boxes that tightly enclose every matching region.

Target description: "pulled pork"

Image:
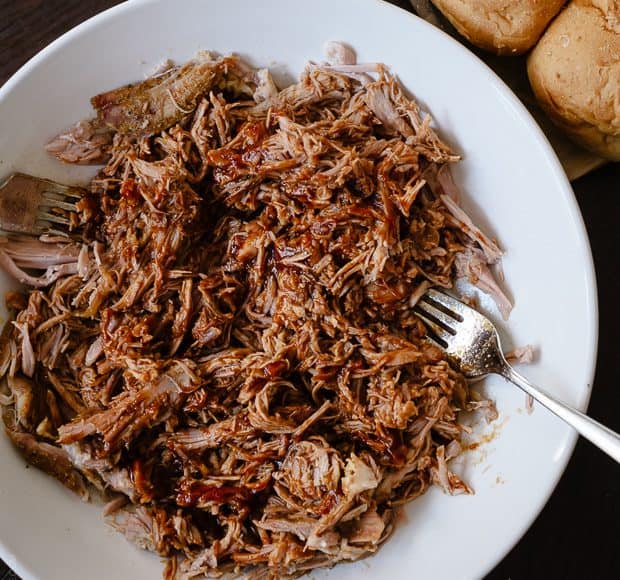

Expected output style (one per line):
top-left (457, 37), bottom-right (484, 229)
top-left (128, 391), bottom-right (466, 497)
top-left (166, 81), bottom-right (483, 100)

top-left (0, 45), bottom-right (506, 578)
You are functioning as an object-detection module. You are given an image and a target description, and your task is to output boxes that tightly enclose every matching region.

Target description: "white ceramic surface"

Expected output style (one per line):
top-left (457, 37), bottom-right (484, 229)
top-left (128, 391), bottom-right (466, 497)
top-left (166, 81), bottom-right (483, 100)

top-left (0, 1), bottom-right (598, 579)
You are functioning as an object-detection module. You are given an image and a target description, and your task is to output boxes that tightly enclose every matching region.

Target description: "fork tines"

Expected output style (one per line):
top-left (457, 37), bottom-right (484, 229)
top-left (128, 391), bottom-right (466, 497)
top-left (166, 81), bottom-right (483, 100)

top-left (0, 172), bottom-right (82, 236)
top-left (36, 182), bottom-right (81, 233)
top-left (413, 288), bottom-right (464, 346)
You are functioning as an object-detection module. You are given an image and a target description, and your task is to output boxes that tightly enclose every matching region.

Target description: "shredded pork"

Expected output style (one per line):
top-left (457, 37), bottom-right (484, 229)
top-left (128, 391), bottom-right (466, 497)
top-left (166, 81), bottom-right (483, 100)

top-left (0, 45), bottom-right (506, 578)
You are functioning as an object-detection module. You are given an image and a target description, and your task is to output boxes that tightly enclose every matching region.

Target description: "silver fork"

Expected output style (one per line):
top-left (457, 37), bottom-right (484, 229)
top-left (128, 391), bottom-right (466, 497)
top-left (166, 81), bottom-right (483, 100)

top-left (414, 288), bottom-right (620, 463)
top-left (0, 172), bottom-right (82, 236)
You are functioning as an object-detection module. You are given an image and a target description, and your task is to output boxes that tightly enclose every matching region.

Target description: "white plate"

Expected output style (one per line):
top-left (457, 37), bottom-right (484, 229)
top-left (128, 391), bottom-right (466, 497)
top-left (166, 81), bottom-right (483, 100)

top-left (0, 1), bottom-right (597, 579)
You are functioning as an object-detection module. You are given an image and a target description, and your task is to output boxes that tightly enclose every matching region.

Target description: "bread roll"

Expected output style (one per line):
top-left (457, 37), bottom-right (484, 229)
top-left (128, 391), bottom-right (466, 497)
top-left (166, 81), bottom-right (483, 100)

top-left (527, 1), bottom-right (620, 160)
top-left (431, 0), bottom-right (565, 54)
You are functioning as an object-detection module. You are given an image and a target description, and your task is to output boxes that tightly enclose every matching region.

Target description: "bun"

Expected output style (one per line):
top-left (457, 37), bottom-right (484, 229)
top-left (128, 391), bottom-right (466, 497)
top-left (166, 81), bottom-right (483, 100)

top-left (527, 0), bottom-right (620, 160)
top-left (431, 0), bottom-right (566, 54)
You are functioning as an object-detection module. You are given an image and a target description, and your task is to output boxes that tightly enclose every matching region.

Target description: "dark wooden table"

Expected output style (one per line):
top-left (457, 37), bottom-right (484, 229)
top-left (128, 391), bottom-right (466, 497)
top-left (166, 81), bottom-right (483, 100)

top-left (1, 1), bottom-right (618, 579)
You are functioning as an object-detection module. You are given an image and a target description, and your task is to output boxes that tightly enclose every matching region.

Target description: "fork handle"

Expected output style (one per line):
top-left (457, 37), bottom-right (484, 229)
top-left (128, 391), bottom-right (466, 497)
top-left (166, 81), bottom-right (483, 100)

top-left (501, 366), bottom-right (620, 463)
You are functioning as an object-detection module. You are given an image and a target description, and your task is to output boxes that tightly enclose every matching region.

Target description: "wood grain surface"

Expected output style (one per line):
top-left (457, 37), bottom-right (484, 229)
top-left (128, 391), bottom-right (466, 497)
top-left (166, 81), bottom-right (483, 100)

top-left (0, 1), bottom-right (618, 579)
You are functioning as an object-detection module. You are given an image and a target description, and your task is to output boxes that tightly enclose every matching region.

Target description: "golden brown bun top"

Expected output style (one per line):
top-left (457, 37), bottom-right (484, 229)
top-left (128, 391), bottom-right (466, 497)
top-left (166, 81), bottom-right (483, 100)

top-left (527, 0), bottom-right (620, 159)
top-left (431, 0), bottom-right (566, 54)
